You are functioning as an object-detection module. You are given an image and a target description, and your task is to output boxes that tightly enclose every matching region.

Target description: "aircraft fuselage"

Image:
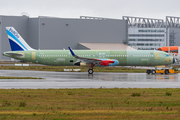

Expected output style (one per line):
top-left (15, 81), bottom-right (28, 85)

top-left (4, 50), bottom-right (174, 66)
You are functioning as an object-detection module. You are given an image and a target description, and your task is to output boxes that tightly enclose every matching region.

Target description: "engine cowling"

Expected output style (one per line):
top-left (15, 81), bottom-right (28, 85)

top-left (74, 61), bottom-right (87, 66)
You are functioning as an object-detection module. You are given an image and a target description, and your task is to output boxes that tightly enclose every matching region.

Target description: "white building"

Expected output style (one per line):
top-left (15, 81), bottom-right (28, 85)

top-left (122, 16), bottom-right (177, 50)
top-left (128, 28), bottom-right (166, 50)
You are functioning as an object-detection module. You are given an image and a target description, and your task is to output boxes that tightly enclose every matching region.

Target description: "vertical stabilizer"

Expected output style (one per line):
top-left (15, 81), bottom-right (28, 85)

top-left (6, 27), bottom-right (34, 51)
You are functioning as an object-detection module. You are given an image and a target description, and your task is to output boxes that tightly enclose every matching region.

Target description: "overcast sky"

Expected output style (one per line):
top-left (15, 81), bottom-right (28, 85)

top-left (1, 0), bottom-right (180, 20)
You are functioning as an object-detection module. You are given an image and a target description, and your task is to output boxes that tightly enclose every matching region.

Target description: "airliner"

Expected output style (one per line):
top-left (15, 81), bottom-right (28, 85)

top-left (3, 27), bottom-right (175, 74)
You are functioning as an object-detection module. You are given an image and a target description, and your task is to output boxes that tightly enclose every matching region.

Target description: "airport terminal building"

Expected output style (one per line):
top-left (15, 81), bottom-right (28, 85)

top-left (1, 15), bottom-right (180, 60)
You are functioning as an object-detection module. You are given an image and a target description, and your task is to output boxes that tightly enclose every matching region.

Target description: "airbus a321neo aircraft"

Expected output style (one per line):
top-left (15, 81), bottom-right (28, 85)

top-left (3, 27), bottom-right (175, 74)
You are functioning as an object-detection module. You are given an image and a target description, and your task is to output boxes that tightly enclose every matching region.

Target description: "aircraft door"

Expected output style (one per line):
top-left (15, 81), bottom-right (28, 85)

top-left (149, 53), bottom-right (154, 66)
top-left (31, 52), bottom-right (36, 60)
top-left (155, 52), bottom-right (159, 60)
top-left (155, 52), bottom-right (160, 65)
top-left (25, 51), bottom-right (31, 62)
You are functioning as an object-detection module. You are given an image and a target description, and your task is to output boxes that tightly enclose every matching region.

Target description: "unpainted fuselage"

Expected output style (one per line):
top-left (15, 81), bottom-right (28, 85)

top-left (4, 50), bottom-right (174, 66)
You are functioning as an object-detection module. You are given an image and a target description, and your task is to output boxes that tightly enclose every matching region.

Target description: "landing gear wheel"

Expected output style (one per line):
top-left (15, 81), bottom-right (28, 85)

top-left (88, 69), bottom-right (93, 74)
top-left (165, 69), bottom-right (169, 74)
top-left (88, 63), bottom-right (94, 74)
top-left (146, 70), bottom-right (151, 74)
top-left (152, 70), bottom-right (156, 74)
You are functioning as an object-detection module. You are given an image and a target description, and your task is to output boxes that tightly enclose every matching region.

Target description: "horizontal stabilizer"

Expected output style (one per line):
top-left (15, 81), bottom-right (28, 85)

top-left (4, 53), bottom-right (24, 57)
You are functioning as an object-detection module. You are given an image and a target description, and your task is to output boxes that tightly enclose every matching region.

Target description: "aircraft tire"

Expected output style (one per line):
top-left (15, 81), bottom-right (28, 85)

top-left (152, 70), bottom-right (156, 74)
top-left (88, 69), bottom-right (93, 74)
top-left (146, 70), bottom-right (151, 74)
top-left (165, 69), bottom-right (169, 74)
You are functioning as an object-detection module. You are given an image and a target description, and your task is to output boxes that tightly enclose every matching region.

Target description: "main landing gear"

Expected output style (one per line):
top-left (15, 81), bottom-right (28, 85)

top-left (88, 63), bottom-right (94, 74)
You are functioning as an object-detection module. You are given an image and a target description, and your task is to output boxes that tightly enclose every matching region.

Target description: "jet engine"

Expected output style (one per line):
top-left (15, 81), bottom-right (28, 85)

top-left (74, 61), bottom-right (87, 66)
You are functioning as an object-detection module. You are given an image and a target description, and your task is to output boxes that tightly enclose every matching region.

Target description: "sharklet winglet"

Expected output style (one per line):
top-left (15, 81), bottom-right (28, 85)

top-left (68, 47), bottom-right (75, 56)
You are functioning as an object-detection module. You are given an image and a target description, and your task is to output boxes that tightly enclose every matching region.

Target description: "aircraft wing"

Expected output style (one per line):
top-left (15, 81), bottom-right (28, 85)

top-left (68, 47), bottom-right (102, 64)
top-left (68, 47), bottom-right (118, 66)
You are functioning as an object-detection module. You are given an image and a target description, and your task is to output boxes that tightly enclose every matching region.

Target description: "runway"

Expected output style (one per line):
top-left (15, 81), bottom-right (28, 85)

top-left (0, 70), bottom-right (179, 89)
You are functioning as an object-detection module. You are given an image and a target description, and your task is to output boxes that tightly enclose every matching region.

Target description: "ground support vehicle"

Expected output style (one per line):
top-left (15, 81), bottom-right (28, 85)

top-left (146, 66), bottom-right (179, 74)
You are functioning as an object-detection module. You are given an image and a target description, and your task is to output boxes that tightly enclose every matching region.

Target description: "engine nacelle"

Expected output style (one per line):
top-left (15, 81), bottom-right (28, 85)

top-left (74, 61), bottom-right (87, 66)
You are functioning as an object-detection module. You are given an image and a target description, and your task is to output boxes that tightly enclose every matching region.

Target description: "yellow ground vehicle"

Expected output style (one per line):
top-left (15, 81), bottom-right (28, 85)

top-left (154, 66), bottom-right (179, 74)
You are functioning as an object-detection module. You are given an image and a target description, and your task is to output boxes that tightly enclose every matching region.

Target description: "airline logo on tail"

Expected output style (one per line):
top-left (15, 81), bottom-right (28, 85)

top-left (9, 28), bottom-right (19, 38)
top-left (6, 27), bottom-right (34, 51)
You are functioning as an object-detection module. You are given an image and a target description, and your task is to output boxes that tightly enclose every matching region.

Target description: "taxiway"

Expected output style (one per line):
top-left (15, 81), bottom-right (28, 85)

top-left (0, 70), bottom-right (179, 89)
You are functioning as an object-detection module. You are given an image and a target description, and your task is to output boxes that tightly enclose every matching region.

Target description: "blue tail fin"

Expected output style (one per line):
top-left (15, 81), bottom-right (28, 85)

top-left (6, 27), bottom-right (34, 51)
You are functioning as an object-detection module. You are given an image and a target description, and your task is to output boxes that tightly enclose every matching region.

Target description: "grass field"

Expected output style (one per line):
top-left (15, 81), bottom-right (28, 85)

top-left (0, 88), bottom-right (180, 119)
top-left (0, 66), bottom-right (179, 119)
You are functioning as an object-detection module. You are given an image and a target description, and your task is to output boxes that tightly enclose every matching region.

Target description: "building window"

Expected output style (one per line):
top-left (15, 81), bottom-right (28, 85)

top-left (129, 34), bottom-right (164, 37)
top-left (129, 39), bottom-right (164, 41)
top-left (138, 30), bottom-right (164, 32)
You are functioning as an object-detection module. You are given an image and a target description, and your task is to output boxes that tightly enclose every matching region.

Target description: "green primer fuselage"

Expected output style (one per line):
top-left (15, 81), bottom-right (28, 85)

top-left (4, 50), bottom-right (173, 66)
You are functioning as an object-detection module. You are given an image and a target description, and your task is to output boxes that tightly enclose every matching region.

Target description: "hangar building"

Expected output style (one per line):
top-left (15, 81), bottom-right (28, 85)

top-left (0, 15), bottom-right (128, 60)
